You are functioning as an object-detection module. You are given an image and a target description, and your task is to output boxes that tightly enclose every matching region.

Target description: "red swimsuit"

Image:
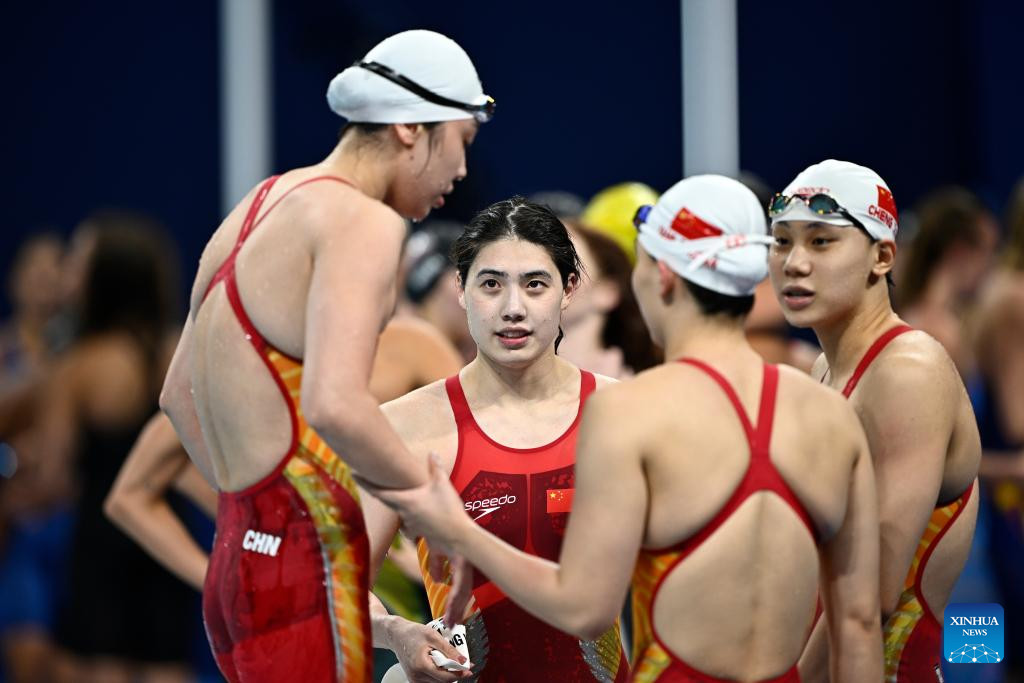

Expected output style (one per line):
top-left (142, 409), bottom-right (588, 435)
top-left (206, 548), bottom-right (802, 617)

top-left (630, 361), bottom-right (816, 682)
top-left (840, 326), bottom-right (974, 683)
top-left (417, 370), bottom-right (630, 682)
top-left (200, 176), bottom-right (372, 682)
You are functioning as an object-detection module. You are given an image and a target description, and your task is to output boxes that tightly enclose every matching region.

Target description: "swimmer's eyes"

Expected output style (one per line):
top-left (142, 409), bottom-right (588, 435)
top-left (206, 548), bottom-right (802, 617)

top-left (811, 237), bottom-right (834, 247)
top-left (772, 236), bottom-right (790, 247)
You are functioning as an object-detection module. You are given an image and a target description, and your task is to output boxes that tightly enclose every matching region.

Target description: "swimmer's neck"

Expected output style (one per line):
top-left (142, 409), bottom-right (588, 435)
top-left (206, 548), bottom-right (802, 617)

top-left (659, 314), bottom-right (755, 366)
top-left (318, 138), bottom-right (393, 202)
top-left (813, 290), bottom-right (904, 380)
top-left (462, 349), bottom-right (578, 403)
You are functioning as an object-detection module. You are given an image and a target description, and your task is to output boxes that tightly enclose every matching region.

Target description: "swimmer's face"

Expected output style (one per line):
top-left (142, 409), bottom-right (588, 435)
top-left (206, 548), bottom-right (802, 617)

top-left (768, 220), bottom-right (892, 328)
top-left (392, 119), bottom-right (478, 221)
top-left (460, 238), bottom-right (577, 366)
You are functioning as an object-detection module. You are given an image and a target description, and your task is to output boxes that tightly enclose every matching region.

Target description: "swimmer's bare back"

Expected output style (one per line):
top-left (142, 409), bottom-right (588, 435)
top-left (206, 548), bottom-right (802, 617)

top-left (175, 166), bottom-right (414, 492)
top-left (626, 355), bottom-right (875, 681)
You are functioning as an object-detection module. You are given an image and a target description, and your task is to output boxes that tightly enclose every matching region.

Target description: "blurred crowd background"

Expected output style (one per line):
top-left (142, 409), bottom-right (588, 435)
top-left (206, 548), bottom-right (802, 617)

top-left (2, 1), bottom-right (1023, 682)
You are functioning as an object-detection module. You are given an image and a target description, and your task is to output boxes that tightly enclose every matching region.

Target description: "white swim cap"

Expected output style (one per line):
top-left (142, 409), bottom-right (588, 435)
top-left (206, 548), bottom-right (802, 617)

top-left (327, 30), bottom-right (493, 124)
top-left (634, 175), bottom-right (771, 297)
top-left (771, 159), bottom-right (898, 242)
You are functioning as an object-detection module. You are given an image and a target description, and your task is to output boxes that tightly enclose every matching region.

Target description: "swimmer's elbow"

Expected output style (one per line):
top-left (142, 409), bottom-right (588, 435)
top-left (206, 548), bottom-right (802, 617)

top-left (304, 387), bottom-right (376, 441)
top-left (566, 604), bottom-right (618, 642)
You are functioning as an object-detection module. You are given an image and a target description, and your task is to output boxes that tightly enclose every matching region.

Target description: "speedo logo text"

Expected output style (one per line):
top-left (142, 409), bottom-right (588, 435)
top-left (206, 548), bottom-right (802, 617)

top-left (465, 494), bottom-right (518, 521)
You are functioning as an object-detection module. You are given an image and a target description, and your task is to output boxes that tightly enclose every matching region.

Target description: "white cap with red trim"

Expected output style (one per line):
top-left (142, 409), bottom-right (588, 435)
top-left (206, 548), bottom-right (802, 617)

top-left (635, 175), bottom-right (771, 297)
top-left (772, 159), bottom-right (899, 242)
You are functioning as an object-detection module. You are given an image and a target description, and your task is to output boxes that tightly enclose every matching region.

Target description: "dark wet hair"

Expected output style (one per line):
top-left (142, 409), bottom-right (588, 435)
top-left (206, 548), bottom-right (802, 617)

top-left (682, 279), bottom-right (755, 318)
top-left (451, 196), bottom-right (583, 350)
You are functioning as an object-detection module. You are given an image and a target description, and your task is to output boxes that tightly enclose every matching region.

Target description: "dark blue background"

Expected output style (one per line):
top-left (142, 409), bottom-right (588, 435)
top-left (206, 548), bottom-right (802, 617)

top-left (4, 1), bottom-right (1023, 315)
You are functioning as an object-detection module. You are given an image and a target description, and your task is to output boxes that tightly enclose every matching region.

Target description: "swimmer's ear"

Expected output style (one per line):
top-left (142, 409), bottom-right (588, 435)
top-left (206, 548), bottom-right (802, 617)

top-left (656, 260), bottom-right (677, 299)
top-left (456, 272), bottom-right (467, 310)
top-left (560, 272), bottom-right (581, 310)
top-left (392, 123), bottom-right (426, 149)
top-left (871, 240), bottom-right (896, 280)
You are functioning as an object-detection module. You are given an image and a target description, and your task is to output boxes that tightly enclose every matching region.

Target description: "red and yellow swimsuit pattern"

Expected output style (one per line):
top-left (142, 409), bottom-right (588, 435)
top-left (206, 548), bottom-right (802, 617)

top-left (200, 175), bottom-right (372, 682)
top-left (837, 325), bottom-right (976, 683)
top-left (882, 485), bottom-right (974, 682)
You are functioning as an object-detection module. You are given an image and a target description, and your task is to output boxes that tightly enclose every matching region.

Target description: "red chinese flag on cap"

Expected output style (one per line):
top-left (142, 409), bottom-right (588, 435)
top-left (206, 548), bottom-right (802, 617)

top-left (670, 207), bottom-right (723, 240)
top-left (876, 185), bottom-right (898, 221)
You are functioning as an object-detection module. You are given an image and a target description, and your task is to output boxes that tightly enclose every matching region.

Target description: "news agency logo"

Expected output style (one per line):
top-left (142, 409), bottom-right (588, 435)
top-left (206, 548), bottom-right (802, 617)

top-left (943, 603), bottom-right (1003, 664)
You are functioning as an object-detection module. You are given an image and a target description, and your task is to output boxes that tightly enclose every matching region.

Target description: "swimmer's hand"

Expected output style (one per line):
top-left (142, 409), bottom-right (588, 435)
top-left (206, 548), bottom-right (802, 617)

top-left (357, 453), bottom-right (472, 553)
top-left (388, 618), bottom-right (472, 682)
top-left (356, 453), bottom-right (476, 627)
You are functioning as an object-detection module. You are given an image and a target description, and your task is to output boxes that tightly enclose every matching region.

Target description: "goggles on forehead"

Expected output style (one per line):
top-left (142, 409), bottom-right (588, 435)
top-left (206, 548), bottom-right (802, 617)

top-left (355, 61), bottom-right (495, 123)
top-left (768, 193), bottom-right (866, 232)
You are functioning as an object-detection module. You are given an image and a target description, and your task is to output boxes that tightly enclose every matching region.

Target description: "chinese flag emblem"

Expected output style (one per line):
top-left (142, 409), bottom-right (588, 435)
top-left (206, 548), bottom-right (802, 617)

top-left (876, 186), bottom-right (898, 221)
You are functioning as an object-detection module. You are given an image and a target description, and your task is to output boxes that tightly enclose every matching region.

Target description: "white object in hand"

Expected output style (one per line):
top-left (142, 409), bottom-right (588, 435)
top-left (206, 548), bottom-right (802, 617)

top-left (427, 618), bottom-right (472, 672)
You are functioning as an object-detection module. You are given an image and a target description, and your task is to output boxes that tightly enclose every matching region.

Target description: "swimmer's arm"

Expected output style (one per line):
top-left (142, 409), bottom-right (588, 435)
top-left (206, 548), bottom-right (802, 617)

top-left (301, 204), bottom-right (427, 489)
top-left (360, 477), bottom-right (405, 648)
top-left (819, 429), bottom-right (883, 683)
top-left (160, 315), bottom-right (217, 485)
top-left (104, 412), bottom-right (211, 591)
top-left (859, 355), bottom-right (953, 617)
top-left (362, 464), bottom-right (471, 677)
top-left (448, 387), bottom-right (646, 640)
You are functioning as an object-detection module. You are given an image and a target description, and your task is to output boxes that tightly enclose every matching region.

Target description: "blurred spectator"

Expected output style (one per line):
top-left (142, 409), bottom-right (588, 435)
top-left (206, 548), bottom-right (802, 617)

top-left (0, 233), bottom-right (67, 683)
top-left (896, 186), bottom-right (998, 377)
top-left (561, 221), bottom-right (660, 377)
top-left (22, 211), bottom-right (194, 682)
top-left (401, 221), bottom-right (476, 361)
top-left (970, 178), bottom-right (1024, 681)
top-left (0, 234), bottom-right (63, 385)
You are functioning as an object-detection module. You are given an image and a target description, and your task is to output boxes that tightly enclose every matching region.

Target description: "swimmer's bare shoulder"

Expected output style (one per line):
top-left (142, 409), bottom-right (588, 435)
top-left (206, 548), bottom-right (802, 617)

top-left (380, 379), bottom-right (459, 473)
top-left (777, 363), bottom-right (866, 538)
top-left (853, 331), bottom-right (963, 435)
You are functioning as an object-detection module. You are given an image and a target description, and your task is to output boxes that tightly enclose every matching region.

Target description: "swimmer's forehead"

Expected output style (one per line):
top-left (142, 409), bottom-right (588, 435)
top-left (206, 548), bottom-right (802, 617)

top-left (468, 239), bottom-right (558, 279)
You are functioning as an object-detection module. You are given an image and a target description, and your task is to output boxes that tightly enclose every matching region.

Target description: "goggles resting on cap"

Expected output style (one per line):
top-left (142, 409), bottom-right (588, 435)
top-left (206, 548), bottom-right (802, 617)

top-left (355, 61), bottom-right (495, 123)
top-left (632, 204), bottom-right (653, 230)
top-left (768, 193), bottom-right (866, 233)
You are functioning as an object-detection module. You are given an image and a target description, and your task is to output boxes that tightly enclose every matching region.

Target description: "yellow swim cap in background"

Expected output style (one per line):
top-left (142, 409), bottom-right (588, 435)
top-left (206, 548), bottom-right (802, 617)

top-left (580, 182), bottom-right (659, 264)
